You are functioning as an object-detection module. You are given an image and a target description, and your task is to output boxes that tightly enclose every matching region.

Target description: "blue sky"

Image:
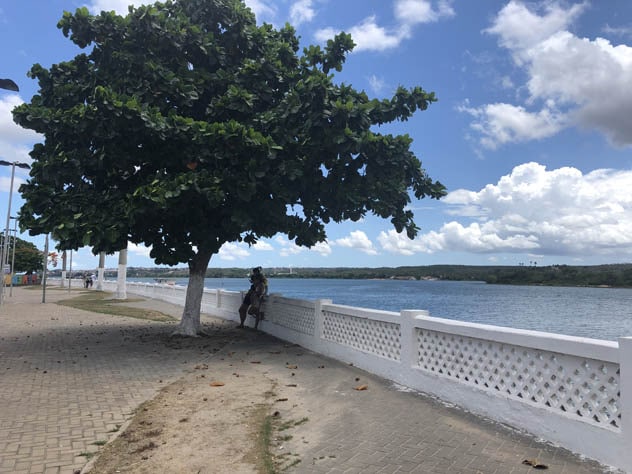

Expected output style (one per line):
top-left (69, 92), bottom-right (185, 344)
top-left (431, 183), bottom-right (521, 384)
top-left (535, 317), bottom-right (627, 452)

top-left (2, 0), bottom-right (632, 271)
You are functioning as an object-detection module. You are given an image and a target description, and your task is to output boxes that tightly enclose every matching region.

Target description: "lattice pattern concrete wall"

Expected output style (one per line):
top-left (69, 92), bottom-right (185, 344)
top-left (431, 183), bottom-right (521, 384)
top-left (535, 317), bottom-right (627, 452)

top-left (322, 310), bottom-right (401, 361)
top-left (219, 291), bottom-right (242, 311)
top-left (265, 297), bottom-right (316, 335)
top-left (414, 328), bottom-right (620, 430)
top-left (201, 290), bottom-right (218, 308)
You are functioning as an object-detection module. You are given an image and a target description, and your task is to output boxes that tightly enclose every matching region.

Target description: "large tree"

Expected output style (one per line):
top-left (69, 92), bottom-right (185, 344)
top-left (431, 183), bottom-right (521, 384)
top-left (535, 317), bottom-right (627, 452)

top-left (14, 0), bottom-right (446, 336)
top-left (3, 235), bottom-right (43, 273)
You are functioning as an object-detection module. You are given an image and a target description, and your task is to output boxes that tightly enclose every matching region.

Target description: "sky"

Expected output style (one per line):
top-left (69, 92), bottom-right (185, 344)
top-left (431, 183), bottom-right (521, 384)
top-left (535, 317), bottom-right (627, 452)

top-left (2, 0), bottom-right (632, 271)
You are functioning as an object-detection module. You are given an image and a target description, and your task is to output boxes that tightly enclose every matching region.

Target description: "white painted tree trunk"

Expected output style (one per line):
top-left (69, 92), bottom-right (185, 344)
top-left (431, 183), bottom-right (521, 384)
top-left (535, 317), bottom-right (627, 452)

top-left (96, 252), bottom-right (105, 291)
top-left (172, 270), bottom-right (205, 336)
top-left (60, 251), bottom-right (67, 288)
top-left (116, 248), bottom-right (127, 300)
top-left (172, 249), bottom-right (213, 337)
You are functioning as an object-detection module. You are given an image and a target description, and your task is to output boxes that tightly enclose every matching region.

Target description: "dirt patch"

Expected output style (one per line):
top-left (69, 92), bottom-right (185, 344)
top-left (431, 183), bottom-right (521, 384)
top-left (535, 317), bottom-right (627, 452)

top-left (82, 334), bottom-right (316, 474)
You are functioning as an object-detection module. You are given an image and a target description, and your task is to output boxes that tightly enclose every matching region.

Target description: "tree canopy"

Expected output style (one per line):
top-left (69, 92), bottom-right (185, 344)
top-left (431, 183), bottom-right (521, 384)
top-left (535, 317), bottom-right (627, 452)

top-left (13, 0), bottom-right (446, 335)
top-left (3, 235), bottom-right (43, 273)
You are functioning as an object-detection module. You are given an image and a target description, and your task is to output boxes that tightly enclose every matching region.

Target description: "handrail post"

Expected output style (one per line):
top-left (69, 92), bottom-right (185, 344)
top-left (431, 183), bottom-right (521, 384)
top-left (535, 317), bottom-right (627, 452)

top-left (400, 310), bottom-right (428, 372)
top-left (619, 336), bottom-right (632, 470)
top-left (314, 299), bottom-right (332, 344)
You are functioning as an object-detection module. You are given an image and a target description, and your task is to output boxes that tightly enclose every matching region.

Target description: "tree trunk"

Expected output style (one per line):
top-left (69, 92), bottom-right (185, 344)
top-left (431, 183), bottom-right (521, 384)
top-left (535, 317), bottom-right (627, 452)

top-left (60, 251), bottom-right (67, 288)
top-left (96, 251), bottom-right (105, 291)
top-left (172, 248), bottom-right (213, 337)
top-left (116, 248), bottom-right (127, 299)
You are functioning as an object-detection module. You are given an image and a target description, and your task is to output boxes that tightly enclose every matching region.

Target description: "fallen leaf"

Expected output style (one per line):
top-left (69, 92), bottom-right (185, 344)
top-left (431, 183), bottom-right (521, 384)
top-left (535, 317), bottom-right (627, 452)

top-left (276, 398), bottom-right (288, 402)
top-left (522, 459), bottom-right (548, 470)
top-left (210, 381), bottom-right (225, 387)
top-left (354, 384), bottom-right (368, 391)
top-left (286, 384), bottom-right (297, 387)
top-left (250, 361), bottom-right (261, 364)
top-left (286, 365), bottom-right (298, 369)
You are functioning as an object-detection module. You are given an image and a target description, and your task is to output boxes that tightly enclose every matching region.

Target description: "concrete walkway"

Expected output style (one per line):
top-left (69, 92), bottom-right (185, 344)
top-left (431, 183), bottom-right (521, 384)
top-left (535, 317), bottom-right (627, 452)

top-left (0, 286), bottom-right (616, 473)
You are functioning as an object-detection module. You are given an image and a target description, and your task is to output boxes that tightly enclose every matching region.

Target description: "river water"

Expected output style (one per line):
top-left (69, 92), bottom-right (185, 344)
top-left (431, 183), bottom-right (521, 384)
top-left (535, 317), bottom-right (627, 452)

top-left (131, 277), bottom-right (632, 341)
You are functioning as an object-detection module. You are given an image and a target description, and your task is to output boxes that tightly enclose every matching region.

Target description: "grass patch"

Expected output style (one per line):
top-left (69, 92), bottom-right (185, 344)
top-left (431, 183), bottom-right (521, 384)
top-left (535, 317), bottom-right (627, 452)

top-left (92, 440), bottom-right (107, 446)
top-left (57, 291), bottom-right (176, 322)
top-left (78, 451), bottom-right (96, 460)
top-left (277, 417), bottom-right (309, 432)
top-left (283, 458), bottom-right (301, 470)
top-left (256, 412), bottom-right (309, 473)
top-left (254, 407), bottom-right (277, 474)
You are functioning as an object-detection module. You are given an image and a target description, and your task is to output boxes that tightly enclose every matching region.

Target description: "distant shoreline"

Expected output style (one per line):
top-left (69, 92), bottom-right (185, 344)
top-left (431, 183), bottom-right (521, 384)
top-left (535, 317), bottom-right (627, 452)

top-left (47, 263), bottom-right (632, 288)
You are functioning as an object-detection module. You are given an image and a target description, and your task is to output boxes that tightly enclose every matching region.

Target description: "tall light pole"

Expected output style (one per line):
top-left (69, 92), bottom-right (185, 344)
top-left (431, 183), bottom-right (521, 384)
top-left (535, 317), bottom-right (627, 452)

top-left (0, 160), bottom-right (31, 306)
top-left (9, 216), bottom-right (17, 297)
top-left (42, 234), bottom-right (48, 303)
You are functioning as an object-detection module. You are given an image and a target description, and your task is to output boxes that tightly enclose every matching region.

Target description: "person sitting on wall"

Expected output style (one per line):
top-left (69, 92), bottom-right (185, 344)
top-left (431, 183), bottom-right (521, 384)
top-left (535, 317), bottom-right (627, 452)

top-left (238, 267), bottom-right (268, 329)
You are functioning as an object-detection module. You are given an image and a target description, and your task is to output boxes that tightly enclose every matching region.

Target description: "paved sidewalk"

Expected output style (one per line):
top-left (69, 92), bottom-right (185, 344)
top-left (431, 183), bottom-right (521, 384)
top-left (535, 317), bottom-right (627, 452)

top-left (0, 287), bottom-right (224, 474)
top-left (0, 286), bottom-right (616, 473)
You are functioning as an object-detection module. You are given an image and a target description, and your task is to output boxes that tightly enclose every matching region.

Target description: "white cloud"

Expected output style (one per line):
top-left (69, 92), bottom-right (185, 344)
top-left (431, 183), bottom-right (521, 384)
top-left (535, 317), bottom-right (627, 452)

top-left (602, 23), bottom-right (632, 39)
top-left (484, 0), bottom-right (587, 63)
top-left (274, 235), bottom-right (331, 257)
top-left (87, 0), bottom-right (276, 21)
top-left (321, 15), bottom-right (402, 52)
top-left (314, 27), bottom-right (338, 43)
top-left (378, 228), bottom-right (444, 255)
top-left (334, 230), bottom-right (378, 255)
top-left (527, 33), bottom-right (632, 146)
top-left (1, 95), bottom-right (40, 143)
top-left (500, 75), bottom-right (514, 89)
top-left (368, 75), bottom-right (386, 94)
top-left (312, 241), bottom-right (332, 256)
top-left (218, 242), bottom-right (251, 261)
top-left (244, 0), bottom-right (277, 22)
top-left (127, 242), bottom-right (152, 258)
top-left (289, 0), bottom-right (315, 26)
top-left (275, 236), bottom-right (304, 257)
top-left (380, 162), bottom-right (632, 258)
top-left (315, 0), bottom-right (454, 52)
top-left (465, 1), bottom-right (632, 148)
top-left (0, 175), bottom-right (27, 194)
top-left (87, 0), bottom-right (140, 15)
top-left (394, 0), bottom-right (454, 27)
top-left (253, 240), bottom-right (274, 251)
top-left (458, 101), bottom-right (566, 150)
top-left (0, 95), bottom-right (41, 175)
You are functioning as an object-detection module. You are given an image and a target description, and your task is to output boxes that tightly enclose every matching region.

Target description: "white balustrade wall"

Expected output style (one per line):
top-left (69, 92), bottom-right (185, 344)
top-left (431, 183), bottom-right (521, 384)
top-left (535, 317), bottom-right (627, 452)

top-left (93, 280), bottom-right (631, 471)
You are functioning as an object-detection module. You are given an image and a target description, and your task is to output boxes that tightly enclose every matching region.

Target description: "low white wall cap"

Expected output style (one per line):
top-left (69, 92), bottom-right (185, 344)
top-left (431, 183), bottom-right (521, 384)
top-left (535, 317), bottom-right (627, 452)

top-left (413, 313), bottom-right (618, 362)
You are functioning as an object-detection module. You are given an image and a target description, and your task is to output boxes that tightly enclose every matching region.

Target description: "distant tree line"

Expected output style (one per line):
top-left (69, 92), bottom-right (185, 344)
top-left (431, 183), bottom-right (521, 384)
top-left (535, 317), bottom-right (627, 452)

top-left (98, 263), bottom-right (632, 288)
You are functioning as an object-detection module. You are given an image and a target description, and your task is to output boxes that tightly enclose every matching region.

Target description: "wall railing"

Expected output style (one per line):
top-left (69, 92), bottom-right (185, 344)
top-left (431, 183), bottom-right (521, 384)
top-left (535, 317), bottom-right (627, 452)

top-left (97, 280), bottom-right (631, 471)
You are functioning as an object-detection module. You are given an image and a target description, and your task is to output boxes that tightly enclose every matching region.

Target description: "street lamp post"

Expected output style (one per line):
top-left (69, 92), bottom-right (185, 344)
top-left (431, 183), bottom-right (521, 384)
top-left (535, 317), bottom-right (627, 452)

top-left (9, 216), bottom-right (17, 297)
top-left (0, 160), bottom-right (31, 306)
